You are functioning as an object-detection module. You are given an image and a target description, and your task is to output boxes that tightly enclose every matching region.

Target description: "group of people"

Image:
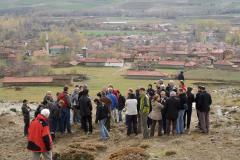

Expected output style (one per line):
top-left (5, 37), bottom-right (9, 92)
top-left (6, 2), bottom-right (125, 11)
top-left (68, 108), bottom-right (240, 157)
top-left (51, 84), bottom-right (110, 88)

top-left (21, 78), bottom-right (212, 160)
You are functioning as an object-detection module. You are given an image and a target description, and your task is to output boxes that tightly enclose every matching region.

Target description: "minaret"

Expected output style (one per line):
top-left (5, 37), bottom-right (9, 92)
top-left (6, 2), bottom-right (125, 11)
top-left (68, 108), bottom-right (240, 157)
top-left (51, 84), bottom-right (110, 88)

top-left (46, 32), bottom-right (49, 54)
top-left (82, 46), bottom-right (88, 58)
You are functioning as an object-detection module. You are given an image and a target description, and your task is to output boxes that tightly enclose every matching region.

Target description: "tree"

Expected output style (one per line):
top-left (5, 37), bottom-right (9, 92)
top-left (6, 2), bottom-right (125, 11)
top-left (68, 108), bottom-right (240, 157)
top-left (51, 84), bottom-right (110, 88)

top-left (225, 31), bottom-right (240, 46)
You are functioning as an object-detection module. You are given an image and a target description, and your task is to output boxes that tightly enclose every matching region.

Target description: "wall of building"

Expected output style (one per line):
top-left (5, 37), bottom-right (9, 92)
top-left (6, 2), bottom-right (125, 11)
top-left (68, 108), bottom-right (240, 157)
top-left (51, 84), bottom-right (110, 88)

top-left (155, 64), bottom-right (184, 69)
top-left (105, 62), bottom-right (124, 67)
top-left (85, 62), bottom-right (105, 67)
top-left (123, 75), bottom-right (167, 80)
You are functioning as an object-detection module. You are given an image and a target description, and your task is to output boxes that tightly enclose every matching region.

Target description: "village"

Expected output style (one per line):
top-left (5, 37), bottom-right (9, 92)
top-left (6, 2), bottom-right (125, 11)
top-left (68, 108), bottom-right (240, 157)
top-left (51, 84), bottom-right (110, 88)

top-left (0, 18), bottom-right (240, 86)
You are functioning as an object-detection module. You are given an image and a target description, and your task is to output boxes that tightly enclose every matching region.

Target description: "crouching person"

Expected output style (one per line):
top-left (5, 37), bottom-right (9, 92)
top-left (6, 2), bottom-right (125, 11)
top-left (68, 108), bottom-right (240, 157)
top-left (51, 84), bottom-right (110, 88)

top-left (27, 109), bottom-right (53, 160)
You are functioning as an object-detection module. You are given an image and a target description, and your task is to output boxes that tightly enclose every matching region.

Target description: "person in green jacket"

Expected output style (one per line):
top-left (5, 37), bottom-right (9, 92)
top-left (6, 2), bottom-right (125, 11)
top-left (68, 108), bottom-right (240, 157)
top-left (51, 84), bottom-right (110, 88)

top-left (139, 88), bottom-right (150, 139)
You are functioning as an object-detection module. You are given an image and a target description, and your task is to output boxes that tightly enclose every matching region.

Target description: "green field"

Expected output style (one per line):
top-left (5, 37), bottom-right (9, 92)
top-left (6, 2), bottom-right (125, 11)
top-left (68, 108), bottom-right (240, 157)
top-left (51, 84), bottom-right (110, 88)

top-left (0, 66), bottom-right (240, 102)
top-left (0, 0), bottom-right (240, 17)
top-left (0, 0), bottom-right (122, 10)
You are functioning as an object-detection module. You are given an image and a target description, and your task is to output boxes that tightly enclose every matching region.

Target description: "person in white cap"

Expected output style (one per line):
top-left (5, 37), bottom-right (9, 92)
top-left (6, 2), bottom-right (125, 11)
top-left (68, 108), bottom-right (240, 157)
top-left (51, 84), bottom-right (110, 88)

top-left (27, 109), bottom-right (53, 160)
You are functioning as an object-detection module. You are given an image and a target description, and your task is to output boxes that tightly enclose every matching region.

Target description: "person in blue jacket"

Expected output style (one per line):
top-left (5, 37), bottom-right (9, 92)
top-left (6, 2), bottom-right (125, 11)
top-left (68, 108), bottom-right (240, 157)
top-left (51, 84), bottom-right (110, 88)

top-left (106, 88), bottom-right (119, 123)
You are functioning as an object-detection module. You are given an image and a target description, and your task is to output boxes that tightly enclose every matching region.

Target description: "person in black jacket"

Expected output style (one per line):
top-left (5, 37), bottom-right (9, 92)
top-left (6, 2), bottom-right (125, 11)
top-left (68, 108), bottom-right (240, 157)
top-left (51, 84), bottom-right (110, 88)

top-left (176, 89), bottom-right (188, 134)
top-left (49, 100), bottom-right (62, 140)
top-left (195, 86), bottom-right (202, 129)
top-left (79, 89), bottom-right (93, 134)
top-left (165, 91), bottom-right (180, 136)
top-left (178, 71), bottom-right (185, 81)
top-left (135, 88), bottom-right (142, 133)
top-left (117, 91), bottom-right (126, 122)
top-left (21, 99), bottom-right (31, 136)
top-left (198, 86), bottom-right (212, 133)
top-left (184, 87), bottom-right (195, 132)
top-left (159, 91), bottom-right (168, 134)
top-left (94, 98), bottom-right (110, 140)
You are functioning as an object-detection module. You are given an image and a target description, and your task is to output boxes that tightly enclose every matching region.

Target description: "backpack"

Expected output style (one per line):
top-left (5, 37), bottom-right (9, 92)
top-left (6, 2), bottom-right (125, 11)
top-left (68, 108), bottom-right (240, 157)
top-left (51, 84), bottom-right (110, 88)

top-left (58, 92), bottom-right (70, 107)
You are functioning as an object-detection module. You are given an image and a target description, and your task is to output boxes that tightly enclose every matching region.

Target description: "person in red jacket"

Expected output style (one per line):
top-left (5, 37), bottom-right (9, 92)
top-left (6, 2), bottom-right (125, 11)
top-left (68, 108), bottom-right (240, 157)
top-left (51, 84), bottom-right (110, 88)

top-left (27, 109), bottom-right (53, 160)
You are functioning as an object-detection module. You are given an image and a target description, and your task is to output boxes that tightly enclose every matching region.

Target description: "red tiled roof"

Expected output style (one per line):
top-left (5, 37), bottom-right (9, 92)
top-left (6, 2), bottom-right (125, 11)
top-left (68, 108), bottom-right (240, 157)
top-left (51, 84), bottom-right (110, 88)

top-left (171, 51), bottom-right (188, 55)
top-left (106, 59), bottom-right (123, 63)
top-left (8, 54), bottom-right (17, 58)
top-left (126, 70), bottom-right (168, 77)
top-left (159, 61), bottom-right (185, 66)
top-left (3, 77), bottom-right (53, 83)
top-left (78, 58), bottom-right (123, 63)
top-left (32, 50), bottom-right (48, 57)
top-left (33, 61), bottom-right (52, 66)
top-left (69, 61), bottom-right (79, 66)
top-left (185, 61), bottom-right (197, 67)
top-left (78, 58), bottom-right (107, 63)
top-left (214, 60), bottom-right (233, 66)
top-left (211, 49), bottom-right (224, 54)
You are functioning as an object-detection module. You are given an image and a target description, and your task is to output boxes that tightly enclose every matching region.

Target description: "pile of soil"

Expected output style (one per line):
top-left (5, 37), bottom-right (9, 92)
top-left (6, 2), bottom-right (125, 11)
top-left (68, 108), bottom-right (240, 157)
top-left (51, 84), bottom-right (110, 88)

top-left (54, 148), bottom-right (94, 160)
top-left (53, 142), bottom-right (107, 160)
top-left (108, 147), bottom-right (150, 160)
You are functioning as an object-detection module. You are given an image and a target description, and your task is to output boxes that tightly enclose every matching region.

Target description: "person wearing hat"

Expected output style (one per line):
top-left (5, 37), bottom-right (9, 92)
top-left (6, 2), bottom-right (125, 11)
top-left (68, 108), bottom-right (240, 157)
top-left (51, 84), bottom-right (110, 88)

top-left (27, 109), bottom-right (53, 160)
top-left (184, 87), bottom-right (195, 133)
top-left (22, 99), bottom-right (31, 136)
top-left (198, 86), bottom-right (212, 133)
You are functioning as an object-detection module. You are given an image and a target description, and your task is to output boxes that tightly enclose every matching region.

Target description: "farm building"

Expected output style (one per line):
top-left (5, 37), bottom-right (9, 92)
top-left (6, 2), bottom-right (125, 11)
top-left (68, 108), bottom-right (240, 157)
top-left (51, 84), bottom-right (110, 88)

top-left (231, 60), bottom-right (240, 66)
top-left (213, 60), bottom-right (237, 70)
top-left (155, 60), bottom-right (197, 69)
top-left (155, 60), bottom-right (185, 69)
top-left (78, 58), bottom-right (124, 67)
top-left (123, 70), bottom-right (168, 80)
top-left (2, 76), bottom-right (73, 87)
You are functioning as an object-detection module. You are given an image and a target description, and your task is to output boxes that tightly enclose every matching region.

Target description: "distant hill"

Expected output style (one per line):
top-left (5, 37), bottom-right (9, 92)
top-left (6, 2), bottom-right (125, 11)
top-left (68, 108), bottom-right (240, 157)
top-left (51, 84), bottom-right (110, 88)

top-left (0, 0), bottom-right (240, 17)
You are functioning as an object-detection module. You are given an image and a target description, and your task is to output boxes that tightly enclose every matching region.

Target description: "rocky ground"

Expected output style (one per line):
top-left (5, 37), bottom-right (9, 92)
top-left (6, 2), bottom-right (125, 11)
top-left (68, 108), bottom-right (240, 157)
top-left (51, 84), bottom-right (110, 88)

top-left (0, 101), bottom-right (240, 160)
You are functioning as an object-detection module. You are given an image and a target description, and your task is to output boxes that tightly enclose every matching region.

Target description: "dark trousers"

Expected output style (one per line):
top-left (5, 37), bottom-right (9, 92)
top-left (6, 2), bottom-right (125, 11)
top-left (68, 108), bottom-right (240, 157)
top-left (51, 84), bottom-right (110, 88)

top-left (126, 115), bottom-right (138, 136)
top-left (167, 119), bottom-right (177, 135)
top-left (60, 108), bottom-right (71, 133)
top-left (199, 111), bottom-right (209, 133)
top-left (73, 106), bottom-right (81, 123)
top-left (105, 116), bottom-right (111, 131)
top-left (184, 108), bottom-right (192, 129)
top-left (50, 118), bottom-right (58, 134)
top-left (81, 115), bottom-right (92, 133)
top-left (24, 119), bottom-right (30, 136)
top-left (150, 120), bottom-right (162, 137)
top-left (162, 112), bottom-right (167, 134)
top-left (137, 114), bottom-right (142, 133)
top-left (196, 109), bottom-right (200, 128)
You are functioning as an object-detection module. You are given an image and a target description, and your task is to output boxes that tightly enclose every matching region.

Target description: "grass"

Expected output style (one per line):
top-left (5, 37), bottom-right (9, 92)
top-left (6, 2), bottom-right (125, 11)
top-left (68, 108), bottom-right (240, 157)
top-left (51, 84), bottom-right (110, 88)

top-left (1, 0), bottom-right (239, 16)
top-left (0, 0), bottom-right (123, 10)
top-left (185, 69), bottom-right (240, 82)
top-left (79, 29), bottom-right (167, 37)
top-left (0, 66), bottom-right (240, 102)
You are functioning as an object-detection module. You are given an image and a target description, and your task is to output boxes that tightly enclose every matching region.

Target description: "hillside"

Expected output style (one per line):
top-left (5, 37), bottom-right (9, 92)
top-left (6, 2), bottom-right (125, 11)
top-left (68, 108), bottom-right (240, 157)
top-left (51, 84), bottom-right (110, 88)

top-left (1, 0), bottom-right (240, 17)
